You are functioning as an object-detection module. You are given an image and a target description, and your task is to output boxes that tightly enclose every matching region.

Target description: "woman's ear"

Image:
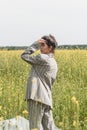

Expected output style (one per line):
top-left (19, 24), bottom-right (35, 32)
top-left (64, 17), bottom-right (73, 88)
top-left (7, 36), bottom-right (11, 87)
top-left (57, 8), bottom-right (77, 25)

top-left (49, 46), bottom-right (53, 52)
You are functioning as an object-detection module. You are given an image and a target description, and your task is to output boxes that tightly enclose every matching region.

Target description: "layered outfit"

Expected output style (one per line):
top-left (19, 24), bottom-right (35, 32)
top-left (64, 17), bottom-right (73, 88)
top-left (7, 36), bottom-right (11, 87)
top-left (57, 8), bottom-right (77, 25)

top-left (21, 42), bottom-right (58, 130)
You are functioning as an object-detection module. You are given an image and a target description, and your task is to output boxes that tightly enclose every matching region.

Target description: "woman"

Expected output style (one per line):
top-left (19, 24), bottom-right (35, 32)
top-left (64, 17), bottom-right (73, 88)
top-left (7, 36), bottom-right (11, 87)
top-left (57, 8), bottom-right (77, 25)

top-left (21, 34), bottom-right (59, 130)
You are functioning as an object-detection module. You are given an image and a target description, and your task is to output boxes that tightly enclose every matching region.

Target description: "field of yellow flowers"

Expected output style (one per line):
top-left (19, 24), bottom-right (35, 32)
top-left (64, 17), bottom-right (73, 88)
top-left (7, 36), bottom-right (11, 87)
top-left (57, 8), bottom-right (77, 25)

top-left (0, 50), bottom-right (87, 130)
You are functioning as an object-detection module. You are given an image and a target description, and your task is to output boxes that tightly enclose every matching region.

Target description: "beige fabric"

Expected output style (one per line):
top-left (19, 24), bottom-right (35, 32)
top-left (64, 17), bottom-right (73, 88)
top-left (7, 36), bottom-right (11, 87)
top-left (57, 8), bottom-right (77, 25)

top-left (21, 42), bottom-right (58, 108)
top-left (27, 100), bottom-right (55, 130)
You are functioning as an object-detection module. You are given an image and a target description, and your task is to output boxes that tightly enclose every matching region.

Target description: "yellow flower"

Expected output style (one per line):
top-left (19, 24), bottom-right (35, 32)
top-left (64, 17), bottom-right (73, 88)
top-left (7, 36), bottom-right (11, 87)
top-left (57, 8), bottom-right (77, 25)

top-left (0, 116), bottom-right (4, 121)
top-left (76, 100), bottom-right (79, 105)
top-left (71, 96), bottom-right (77, 103)
top-left (59, 122), bottom-right (63, 126)
top-left (71, 96), bottom-right (79, 106)
top-left (22, 110), bottom-right (28, 114)
top-left (0, 106), bottom-right (2, 110)
top-left (16, 115), bottom-right (21, 119)
top-left (73, 120), bottom-right (77, 127)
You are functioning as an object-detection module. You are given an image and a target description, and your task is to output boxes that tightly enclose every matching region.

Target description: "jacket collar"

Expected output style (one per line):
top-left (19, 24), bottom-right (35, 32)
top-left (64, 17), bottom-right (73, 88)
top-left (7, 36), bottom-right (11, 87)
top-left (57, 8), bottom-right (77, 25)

top-left (47, 53), bottom-right (54, 57)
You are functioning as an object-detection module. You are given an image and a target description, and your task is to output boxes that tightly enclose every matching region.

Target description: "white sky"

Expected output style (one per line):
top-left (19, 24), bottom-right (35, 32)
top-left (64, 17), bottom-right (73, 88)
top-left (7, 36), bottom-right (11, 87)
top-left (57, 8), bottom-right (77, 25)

top-left (0, 0), bottom-right (87, 46)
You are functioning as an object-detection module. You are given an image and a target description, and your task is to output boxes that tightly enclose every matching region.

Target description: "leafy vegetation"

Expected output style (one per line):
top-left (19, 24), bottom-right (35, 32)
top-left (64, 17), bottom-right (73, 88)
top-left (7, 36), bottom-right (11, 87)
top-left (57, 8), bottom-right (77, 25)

top-left (0, 44), bottom-right (87, 50)
top-left (0, 50), bottom-right (87, 130)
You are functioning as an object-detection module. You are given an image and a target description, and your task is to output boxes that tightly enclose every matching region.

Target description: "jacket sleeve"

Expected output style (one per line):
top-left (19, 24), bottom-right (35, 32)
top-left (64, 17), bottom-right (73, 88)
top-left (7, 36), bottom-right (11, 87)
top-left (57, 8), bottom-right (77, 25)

top-left (22, 42), bottom-right (39, 54)
top-left (21, 42), bottom-right (49, 65)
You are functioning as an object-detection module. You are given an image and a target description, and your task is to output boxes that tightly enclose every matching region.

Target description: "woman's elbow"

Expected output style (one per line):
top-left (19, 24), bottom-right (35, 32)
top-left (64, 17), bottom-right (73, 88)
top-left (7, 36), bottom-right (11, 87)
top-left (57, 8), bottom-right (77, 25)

top-left (21, 53), bottom-right (25, 60)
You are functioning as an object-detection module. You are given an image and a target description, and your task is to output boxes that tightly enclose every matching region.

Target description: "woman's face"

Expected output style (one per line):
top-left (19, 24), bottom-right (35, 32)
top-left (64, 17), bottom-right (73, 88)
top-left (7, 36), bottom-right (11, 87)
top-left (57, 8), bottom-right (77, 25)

top-left (39, 39), bottom-right (52, 54)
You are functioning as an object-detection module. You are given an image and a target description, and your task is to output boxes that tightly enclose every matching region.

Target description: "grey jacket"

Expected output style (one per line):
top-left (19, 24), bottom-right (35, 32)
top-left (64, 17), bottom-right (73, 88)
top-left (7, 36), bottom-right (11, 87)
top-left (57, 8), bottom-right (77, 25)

top-left (21, 42), bottom-right (58, 108)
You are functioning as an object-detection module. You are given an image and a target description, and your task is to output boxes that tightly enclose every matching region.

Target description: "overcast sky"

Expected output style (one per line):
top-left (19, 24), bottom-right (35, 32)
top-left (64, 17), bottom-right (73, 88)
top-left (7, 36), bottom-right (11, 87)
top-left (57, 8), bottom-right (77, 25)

top-left (0, 0), bottom-right (87, 46)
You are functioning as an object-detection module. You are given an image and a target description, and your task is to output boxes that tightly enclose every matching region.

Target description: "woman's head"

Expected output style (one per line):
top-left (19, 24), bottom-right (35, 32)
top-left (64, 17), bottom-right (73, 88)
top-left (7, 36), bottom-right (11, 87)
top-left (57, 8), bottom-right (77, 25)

top-left (39, 34), bottom-right (58, 54)
top-left (41, 34), bottom-right (57, 49)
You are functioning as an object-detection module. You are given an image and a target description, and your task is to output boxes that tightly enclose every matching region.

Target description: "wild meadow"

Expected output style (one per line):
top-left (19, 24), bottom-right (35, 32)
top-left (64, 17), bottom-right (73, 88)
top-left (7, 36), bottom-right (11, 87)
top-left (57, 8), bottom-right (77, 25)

top-left (0, 49), bottom-right (87, 130)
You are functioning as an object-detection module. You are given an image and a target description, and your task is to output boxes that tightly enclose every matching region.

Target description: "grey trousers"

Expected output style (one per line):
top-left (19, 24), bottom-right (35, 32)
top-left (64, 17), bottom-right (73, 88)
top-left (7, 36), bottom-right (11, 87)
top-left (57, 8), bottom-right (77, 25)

top-left (27, 99), bottom-right (55, 130)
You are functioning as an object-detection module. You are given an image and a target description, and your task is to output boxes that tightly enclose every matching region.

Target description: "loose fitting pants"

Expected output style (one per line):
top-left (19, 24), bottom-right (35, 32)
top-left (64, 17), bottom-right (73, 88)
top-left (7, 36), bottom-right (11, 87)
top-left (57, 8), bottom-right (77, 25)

top-left (27, 99), bottom-right (55, 130)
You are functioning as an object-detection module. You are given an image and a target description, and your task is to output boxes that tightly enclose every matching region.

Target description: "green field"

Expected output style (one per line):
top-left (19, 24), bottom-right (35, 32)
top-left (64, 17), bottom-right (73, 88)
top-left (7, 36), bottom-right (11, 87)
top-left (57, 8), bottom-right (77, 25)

top-left (0, 50), bottom-right (87, 130)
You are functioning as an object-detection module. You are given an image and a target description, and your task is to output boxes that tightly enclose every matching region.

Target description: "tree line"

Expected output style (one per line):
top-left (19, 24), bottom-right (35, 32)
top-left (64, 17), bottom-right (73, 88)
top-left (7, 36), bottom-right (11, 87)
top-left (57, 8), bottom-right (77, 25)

top-left (0, 45), bottom-right (87, 50)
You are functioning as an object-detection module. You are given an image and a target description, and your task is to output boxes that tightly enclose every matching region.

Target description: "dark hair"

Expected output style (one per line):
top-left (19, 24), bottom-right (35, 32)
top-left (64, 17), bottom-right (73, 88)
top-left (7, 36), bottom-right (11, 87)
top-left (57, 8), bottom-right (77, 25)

top-left (41, 34), bottom-right (58, 50)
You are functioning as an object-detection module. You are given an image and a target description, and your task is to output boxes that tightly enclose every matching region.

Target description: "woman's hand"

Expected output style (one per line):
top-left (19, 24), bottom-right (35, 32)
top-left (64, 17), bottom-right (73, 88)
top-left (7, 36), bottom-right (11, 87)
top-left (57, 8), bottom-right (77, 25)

top-left (38, 39), bottom-right (46, 45)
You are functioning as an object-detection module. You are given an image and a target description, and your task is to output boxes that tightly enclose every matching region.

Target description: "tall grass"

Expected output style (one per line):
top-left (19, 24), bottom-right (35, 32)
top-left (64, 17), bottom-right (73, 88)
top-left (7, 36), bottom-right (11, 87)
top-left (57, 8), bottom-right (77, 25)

top-left (0, 50), bottom-right (87, 130)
